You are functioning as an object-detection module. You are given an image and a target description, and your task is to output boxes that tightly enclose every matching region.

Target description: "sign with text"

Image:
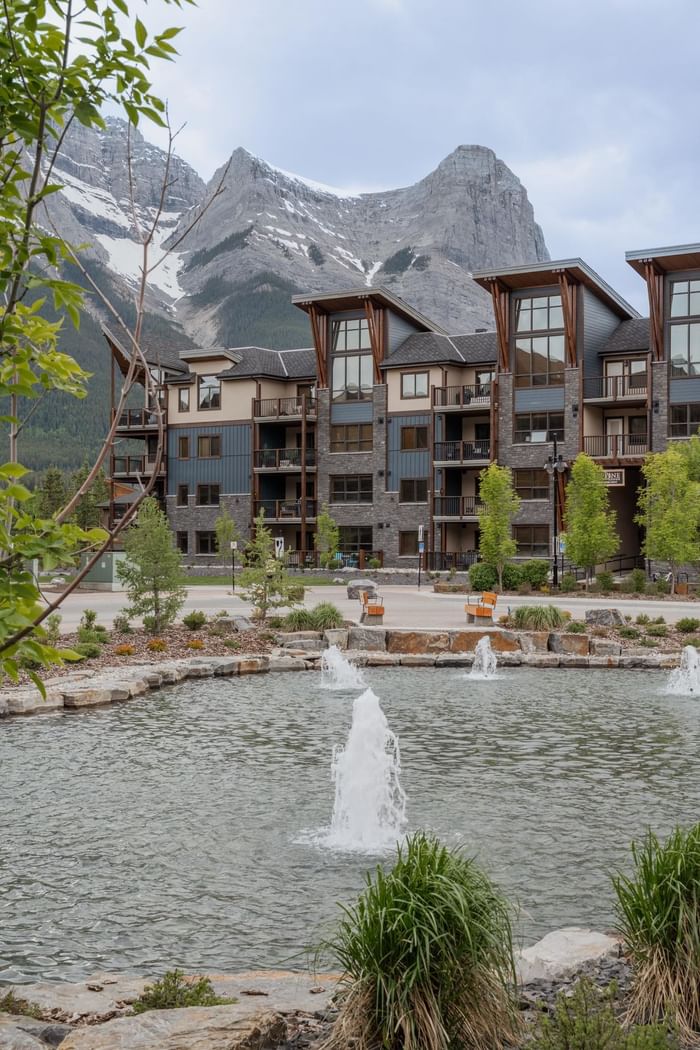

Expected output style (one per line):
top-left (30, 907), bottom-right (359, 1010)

top-left (603, 468), bottom-right (625, 487)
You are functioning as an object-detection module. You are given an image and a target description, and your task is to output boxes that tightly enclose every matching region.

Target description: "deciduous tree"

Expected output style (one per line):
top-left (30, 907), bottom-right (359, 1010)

top-left (564, 454), bottom-right (619, 588)
top-left (315, 503), bottom-right (340, 569)
top-left (240, 510), bottom-right (303, 619)
top-left (117, 497), bottom-right (186, 632)
top-left (636, 445), bottom-right (700, 593)
top-left (477, 464), bottom-right (520, 590)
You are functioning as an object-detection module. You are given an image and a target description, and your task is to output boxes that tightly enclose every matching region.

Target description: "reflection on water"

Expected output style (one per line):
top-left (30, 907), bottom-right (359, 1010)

top-left (2, 668), bottom-right (698, 982)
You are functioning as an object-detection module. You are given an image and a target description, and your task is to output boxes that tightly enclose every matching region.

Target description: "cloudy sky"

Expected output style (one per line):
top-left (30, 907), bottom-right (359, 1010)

top-left (143, 0), bottom-right (699, 313)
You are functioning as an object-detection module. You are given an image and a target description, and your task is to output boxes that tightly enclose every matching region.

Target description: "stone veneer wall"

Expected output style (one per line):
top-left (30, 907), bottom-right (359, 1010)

top-left (166, 494), bottom-right (252, 565)
top-left (650, 360), bottom-right (669, 452)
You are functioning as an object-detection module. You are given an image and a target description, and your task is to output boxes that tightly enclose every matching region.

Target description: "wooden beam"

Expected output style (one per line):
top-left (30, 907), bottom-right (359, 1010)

top-left (308, 305), bottom-right (327, 387)
top-left (487, 279), bottom-right (510, 372)
top-left (363, 299), bottom-right (383, 383)
top-left (643, 260), bottom-right (664, 362)
top-left (555, 270), bottom-right (578, 368)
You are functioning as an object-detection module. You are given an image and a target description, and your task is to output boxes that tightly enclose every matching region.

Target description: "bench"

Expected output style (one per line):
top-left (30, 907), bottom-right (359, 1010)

top-left (465, 591), bottom-right (497, 624)
top-left (359, 589), bottom-right (385, 625)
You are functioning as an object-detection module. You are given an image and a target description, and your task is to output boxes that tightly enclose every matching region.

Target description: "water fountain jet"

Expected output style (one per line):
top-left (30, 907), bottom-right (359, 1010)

top-left (320, 644), bottom-right (365, 690)
top-left (469, 636), bottom-right (498, 680)
top-left (666, 645), bottom-right (700, 695)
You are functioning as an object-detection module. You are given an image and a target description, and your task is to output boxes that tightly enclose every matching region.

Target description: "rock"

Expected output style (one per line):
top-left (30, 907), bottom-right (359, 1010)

top-left (277, 632), bottom-right (322, 642)
top-left (56, 1007), bottom-right (285, 1050)
top-left (0, 1023), bottom-right (47, 1049)
top-left (282, 638), bottom-right (325, 654)
top-left (548, 633), bottom-right (589, 656)
top-left (659, 654), bottom-right (681, 668)
top-left (10, 974), bottom-right (149, 1024)
top-left (435, 653), bottom-right (474, 667)
top-left (590, 638), bottom-right (622, 656)
top-left (496, 651), bottom-right (522, 666)
top-left (385, 631), bottom-right (449, 654)
top-left (365, 652), bottom-right (401, 666)
top-left (323, 629), bottom-right (348, 651)
top-left (0, 695), bottom-right (7, 717)
top-left (588, 655), bottom-right (620, 668)
top-left (347, 627), bottom-right (386, 652)
top-left (341, 650), bottom-right (369, 667)
top-left (516, 927), bottom-right (621, 984)
top-left (346, 579), bottom-right (376, 600)
top-left (213, 659), bottom-right (241, 676)
top-left (237, 657), bottom-right (269, 675)
top-left (449, 629), bottom-right (520, 653)
top-left (62, 687), bottom-right (114, 709)
top-left (399, 653), bottom-right (436, 666)
top-left (269, 656), bottom-right (306, 672)
top-left (559, 655), bottom-right (590, 668)
top-left (517, 631), bottom-right (550, 653)
top-left (522, 653), bottom-right (560, 667)
top-left (585, 608), bottom-right (625, 627)
top-left (143, 672), bottom-right (163, 688)
top-left (231, 616), bottom-right (255, 632)
top-left (5, 689), bottom-right (64, 715)
top-left (0, 1016), bottom-right (73, 1048)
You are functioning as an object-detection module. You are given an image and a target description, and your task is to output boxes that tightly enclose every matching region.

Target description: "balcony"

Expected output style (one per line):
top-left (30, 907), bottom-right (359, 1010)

top-left (432, 383), bottom-right (492, 410)
top-left (254, 448), bottom-right (316, 471)
top-left (422, 550), bottom-right (479, 572)
top-left (115, 408), bottom-right (162, 431)
top-left (432, 495), bottom-right (483, 519)
top-left (253, 498), bottom-right (317, 521)
top-left (253, 396), bottom-right (316, 420)
top-left (584, 434), bottom-right (648, 459)
top-left (583, 375), bottom-right (648, 402)
top-left (433, 439), bottom-right (490, 464)
top-left (285, 549), bottom-right (384, 570)
top-left (112, 455), bottom-right (166, 477)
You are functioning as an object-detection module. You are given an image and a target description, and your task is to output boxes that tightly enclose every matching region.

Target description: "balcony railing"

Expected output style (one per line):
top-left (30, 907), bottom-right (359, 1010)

top-left (583, 375), bottom-right (648, 400)
top-left (422, 550), bottom-right (479, 572)
top-left (116, 408), bottom-right (161, 429)
top-left (433, 439), bottom-right (490, 463)
top-left (584, 434), bottom-right (648, 458)
top-left (432, 383), bottom-right (492, 408)
top-left (253, 396), bottom-right (316, 419)
top-left (285, 549), bottom-right (384, 570)
top-left (113, 455), bottom-right (166, 476)
top-left (253, 498), bottom-right (317, 520)
top-left (254, 448), bottom-right (316, 470)
top-left (432, 495), bottom-right (483, 518)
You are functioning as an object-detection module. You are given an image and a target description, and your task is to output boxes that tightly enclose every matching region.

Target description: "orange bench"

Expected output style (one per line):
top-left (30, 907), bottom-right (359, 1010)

top-left (465, 591), bottom-right (497, 624)
top-left (359, 589), bottom-right (385, 624)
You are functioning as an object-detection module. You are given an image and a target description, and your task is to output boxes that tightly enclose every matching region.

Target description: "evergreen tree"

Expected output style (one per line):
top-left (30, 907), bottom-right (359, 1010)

top-left (36, 467), bottom-right (67, 518)
top-left (116, 497), bottom-right (186, 632)
top-left (70, 462), bottom-right (109, 530)
top-left (477, 464), bottom-right (520, 590)
top-left (240, 510), bottom-right (303, 619)
top-left (564, 453), bottom-right (619, 588)
top-left (315, 503), bottom-right (340, 568)
top-left (636, 445), bottom-right (700, 593)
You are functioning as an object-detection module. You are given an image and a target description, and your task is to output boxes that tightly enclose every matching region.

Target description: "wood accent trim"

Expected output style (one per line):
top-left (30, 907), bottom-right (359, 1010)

top-left (556, 271), bottom-right (578, 367)
top-left (308, 305), bottom-right (328, 387)
top-left (643, 260), bottom-right (664, 361)
top-left (557, 471), bottom-right (567, 533)
top-left (487, 279), bottom-right (510, 372)
top-left (363, 299), bottom-right (384, 383)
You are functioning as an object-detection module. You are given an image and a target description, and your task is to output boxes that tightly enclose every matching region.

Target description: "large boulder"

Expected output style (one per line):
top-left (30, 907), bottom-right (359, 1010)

top-left (548, 633), bottom-right (589, 656)
top-left (585, 608), bottom-right (625, 627)
top-left (56, 1007), bottom-right (285, 1050)
top-left (346, 579), bottom-right (376, 600)
top-left (590, 638), bottom-right (622, 656)
top-left (347, 627), bottom-right (386, 652)
top-left (5, 689), bottom-right (65, 715)
top-left (385, 630), bottom-right (449, 654)
top-left (516, 927), bottom-right (621, 984)
top-left (323, 629), bottom-right (349, 650)
top-left (449, 630), bottom-right (520, 653)
top-left (0, 1015), bottom-right (73, 1048)
top-left (517, 632), bottom-right (549, 653)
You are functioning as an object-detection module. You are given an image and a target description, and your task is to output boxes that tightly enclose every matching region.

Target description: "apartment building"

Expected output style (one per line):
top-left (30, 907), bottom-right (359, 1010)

top-left (106, 242), bottom-right (700, 570)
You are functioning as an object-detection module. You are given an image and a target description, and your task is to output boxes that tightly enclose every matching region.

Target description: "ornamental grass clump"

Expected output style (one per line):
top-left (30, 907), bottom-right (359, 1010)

top-left (513, 604), bottom-right (565, 631)
top-left (613, 823), bottom-right (700, 1041)
top-left (319, 832), bottom-right (519, 1050)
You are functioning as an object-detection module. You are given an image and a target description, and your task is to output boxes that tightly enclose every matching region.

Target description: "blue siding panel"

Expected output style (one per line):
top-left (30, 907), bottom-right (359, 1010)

top-left (582, 287), bottom-right (620, 377)
top-left (387, 310), bottom-right (423, 355)
top-left (387, 413), bottom-right (431, 487)
top-left (331, 401), bottom-right (374, 423)
top-left (670, 378), bottom-right (700, 404)
top-left (167, 423), bottom-right (251, 495)
top-left (514, 387), bottom-right (565, 412)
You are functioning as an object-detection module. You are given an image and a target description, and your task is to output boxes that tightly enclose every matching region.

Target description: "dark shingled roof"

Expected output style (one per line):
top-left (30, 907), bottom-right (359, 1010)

top-left (598, 317), bottom-right (650, 356)
top-left (382, 330), bottom-right (497, 369)
top-left (218, 346), bottom-right (316, 380)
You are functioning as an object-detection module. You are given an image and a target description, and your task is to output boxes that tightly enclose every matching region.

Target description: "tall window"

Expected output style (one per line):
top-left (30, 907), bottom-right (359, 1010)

top-left (177, 435), bottom-right (190, 459)
top-left (338, 526), bottom-right (373, 553)
top-left (331, 317), bottom-right (371, 352)
top-left (670, 404), bottom-right (700, 438)
top-left (399, 478), bottom-right (428, 503)
top-left (197, 434), bottom-right (221, 458)
top-left (330, 423), bottom-right (372, 453)
top-left (514, 293), bottom-right (565, 387)
top-left (330, 476), bottom-right (373, 503)
top-left (513, 469), bottom-right (549, 500)
top-left (514, 412), bottom-right (564, 443)
top-left (513, 525), bottom-right (549, 557)
top-left (176, 531), bottom-right (188, 554)
top-left (177, 484), bottom-right (189, 506)
top-left (196, 531), bottom-right (217, 555)
top-left (401, 372), bottom-right (429, 399)
top-left (178, 387), bottom-right (190, 411)
top-left (401, 425), bottom-right (429, 450)
top-left (332, 353), bottom-right (373, 402)
top-left (198, 375), bottom-right (221, 410)
top-left (196, 484), bottom-right (220, 506)
top-left (670, 279), bottom-right (700, 377)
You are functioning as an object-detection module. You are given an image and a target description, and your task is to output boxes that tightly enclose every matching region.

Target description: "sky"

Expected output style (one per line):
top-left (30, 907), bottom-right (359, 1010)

top-left (140, 0), bottom-right (700, 314)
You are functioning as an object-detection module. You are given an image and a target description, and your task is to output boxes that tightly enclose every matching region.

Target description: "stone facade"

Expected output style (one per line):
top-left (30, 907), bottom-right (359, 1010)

top-left (166, 493), bottom-right (252, 565)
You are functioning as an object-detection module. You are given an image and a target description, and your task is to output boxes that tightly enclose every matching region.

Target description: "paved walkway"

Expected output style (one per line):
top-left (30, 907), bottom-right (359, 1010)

top-left (44, 582), bottom-right (700, 632)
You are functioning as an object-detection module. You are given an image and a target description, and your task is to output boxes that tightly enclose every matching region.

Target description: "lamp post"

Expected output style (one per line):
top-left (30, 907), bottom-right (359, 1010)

top-left (230, 540), bottom-right (237, 593)
top-left (544, 434), bottom-right (568, 588)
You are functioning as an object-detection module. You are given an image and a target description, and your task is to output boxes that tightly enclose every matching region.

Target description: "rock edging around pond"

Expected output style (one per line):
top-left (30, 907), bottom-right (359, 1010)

top-left (0, 627), bottom-right (681, 719)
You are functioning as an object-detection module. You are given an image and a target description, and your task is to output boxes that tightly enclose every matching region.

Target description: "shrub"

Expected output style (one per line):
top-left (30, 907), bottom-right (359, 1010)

top-left (73, 641), bottom-right (101, 659)
top-left (619, 626), bottom-right (640, 640)
top-left (684, 636), bottom-right (700, 648)
top-left (646, 624), bottom-right (667, 638)
top-left (559, 572), bottom-right (578, 593)
top-left (595, 571), bottom-right (615, 592)
top-left (284, 608), bottom-right (316, 631)
top-left (80, 609), bottom-right (98, 631)
top-left (613, 823), bottom-right (700, 1039)
top-left (223, 638), bottom-right (241, 650)
top-left (77, 609), bottom-right (108, 646)
top-left (186, 639), bottom-right (205, 650)
top-left (629, 567), bottom-right (648, 593)
top-left (44, 612), bottom-right (61, 646)
top-left (320, 832), bottom-right (519, 1050)
top-left (146, 638), bottom-right (167, 652)
top-left (367, 557), bottom-right (381, 570)
top-left (183, 610), bottom-right (207, 631)
top-left (143, 615), bottom-right (157, 633)
top-left (132, 970), bottom-right (234, 1014)
top-left (566, 620), bottom-right (587, 634)
top-left (0, 990), bottom-right (42, 1019)
top-left (287, 583), bottom-right (306, 604)
top-left (468, 562), bottom-right (498, 591)
top-left (636, 613), bottom-right (651, 626)
top-left (677, 617), bottom-right (700, 634)
top-left (653, 615), bottom-right (666, 624)
top-left (114, 643), bottom-right (135, 656)
top-left (516, 580), bottom-right (531, 595)
top-left (640, 637), bottom-right (658, 648)
top-left (513, 605), bottom-right (565, 631)
top-left (112, 613), bottom-right (132, 634)
top-left (310, 602), bottom-right (344, 631)
top-left (267, 616), bottom-right (285, 629)
top-left (520, 559), bottom-right (549, 588)
top-left (654, 578), bottom-right (671, 595)
top-left (501, 563), bottom-right (522, 591)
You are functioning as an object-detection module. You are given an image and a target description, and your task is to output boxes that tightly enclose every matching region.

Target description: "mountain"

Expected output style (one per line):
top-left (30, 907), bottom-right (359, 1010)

top-left (23, 121), bottom-right (548, 469)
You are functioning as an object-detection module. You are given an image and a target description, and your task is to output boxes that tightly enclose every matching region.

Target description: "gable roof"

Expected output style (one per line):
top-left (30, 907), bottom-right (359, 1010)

top-left (103, 325), bottom-right (188, 378)
top-left (598, 317), bottom-right (650, 356)
top-left (382, 330), bottom-right (497, 369)
top-left (292, 286), bottom-right (447, 334)
top-left (217, 346), bottom-right (316, 380)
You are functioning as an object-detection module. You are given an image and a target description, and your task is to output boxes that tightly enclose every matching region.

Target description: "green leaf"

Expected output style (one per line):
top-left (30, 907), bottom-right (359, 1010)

top-left (134, 16), bottom-right (147, 47)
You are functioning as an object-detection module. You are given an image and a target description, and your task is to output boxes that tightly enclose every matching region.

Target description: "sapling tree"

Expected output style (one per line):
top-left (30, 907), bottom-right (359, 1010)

top-left (477, 464), bottom-right (520, 590)
top-left (117, 497), bottom-right (186, 632)
top-left (240, 510), bottom-right (304, 619)
top-left (214, 506), bottom-right (241, 564)
top-left (315, 503), bottom-right (340, 568)
top-left (636, 444), bottom-right (700, 593)
top-left (564, 453), bottom-right (619, 588)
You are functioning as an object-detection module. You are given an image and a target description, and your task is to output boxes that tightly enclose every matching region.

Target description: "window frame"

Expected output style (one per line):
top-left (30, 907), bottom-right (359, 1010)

top-left (513, 469), bottom-right (549, 501)
top-left (399, 478), bottom-right (429, 503)
top-left (197, 374), bottom-right (221, 411)
top-left (178, 386), bottom-right (190, 412)
top-left (331, 352), bottom-right (373, 402)
top-left (176, 483), bottom-right (189, 507)
top-left (196, 483), bottom-right (220, 507)
top-left (330, 475), bottom-right (373, 504)
top-left (338, 525), bottom-right (373, 554)
top-left (513, 524), bottom-right (549, 557)
top-left (513, 293), bottom-right (565, 387)
top-left (399, 530), bottom-right (419, 556)
top-left (177, 434), bottom-right (190, 459)
top-left (197, 434), bottom-right (221, 458)
top-left (669, 403), bottom-right (700, 439)
top-left (400, 371), bottom-right (429, 399)
top-left (176, 531), bottom-right (188, 554)
top-left (513, 412), bottom-right (564, 444)
top-left (330, 423), bottom-right (373, 453)
top-left (400, 425), bottom-right (429, 451)
top-left (330, 317), bottom-right (372, 353)
top-left (195, 530), bottom-right (217, 556)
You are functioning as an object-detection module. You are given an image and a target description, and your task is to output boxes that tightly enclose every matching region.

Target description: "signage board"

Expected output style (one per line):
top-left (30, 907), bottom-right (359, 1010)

top-left (603, 468), bottom-right (625, 487)
top-left (418, 541), bottom-right (425, 554)
top-left (274, 537), bottom-right (285, 558)
top-left (418, 524), bottom-right (424, 542)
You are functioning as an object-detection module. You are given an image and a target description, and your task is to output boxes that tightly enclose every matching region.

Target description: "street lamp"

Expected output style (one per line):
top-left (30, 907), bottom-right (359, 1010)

top-left (544, 434), bottom-right (568, 588)
top-left (230, 540), bottom-right (237, 592)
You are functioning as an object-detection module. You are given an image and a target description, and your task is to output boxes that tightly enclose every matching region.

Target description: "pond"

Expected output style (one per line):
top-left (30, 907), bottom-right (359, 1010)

top-left (2, 666), bottom-right (698, 983)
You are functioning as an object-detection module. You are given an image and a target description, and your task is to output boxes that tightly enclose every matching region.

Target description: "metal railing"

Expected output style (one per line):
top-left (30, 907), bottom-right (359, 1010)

top-left (422, 550), bottom-right (479, 572)
top-left (253, 498), bottom-right (317, 520)
top-left (253, 395), bottom-right (316, 418)
top-left (432, 383), bottom-right (492, 408)
top-left (285, 549), bottom-right (384, 570)
top-left (583, 375), bottom-right (648, 400)
top-left (562, 553), bottom-right (646, 581)
top-left (254, 447), bottom-right (316, 469)
top-left (583, 434), bottom-right (648, 458)
top-left (432, 495), bottom-right (483, 517)
top-left (433, 439), bottom-right (490, 462)
top-left (116, 408), bottom-right (160, 428)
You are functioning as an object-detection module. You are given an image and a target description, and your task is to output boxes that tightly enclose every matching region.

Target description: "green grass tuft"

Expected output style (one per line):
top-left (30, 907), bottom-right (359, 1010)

top-left (513, 604), bottom-right (565, 631)
top-left (132, 970), bottom-right (235, 1014)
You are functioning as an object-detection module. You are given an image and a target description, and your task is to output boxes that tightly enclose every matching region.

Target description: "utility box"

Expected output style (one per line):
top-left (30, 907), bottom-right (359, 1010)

top-left (79, 550), bottom-right (126, 591)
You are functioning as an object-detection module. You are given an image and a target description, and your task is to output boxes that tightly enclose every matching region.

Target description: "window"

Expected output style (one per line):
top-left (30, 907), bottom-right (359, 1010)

top-left (331, 317), bottom-right (371, 352)
top-left (399, 530), bottom-right (419, 556)
top-left (514, 412), bottom-right (564, 443)
top-left (330, 423), bottom-right (373, 453)
top-left (330, 475), bottom-right (373, 503)
top-left (178, 387), bottom-right (190, 412)
top-left (177, 435), bottom-right (190, 459)
top-left (401, 425), bottom-right (429, 450)
top-left (513, 525), bottom-right (549, 557)
top-left (197, 434), bottom-right (221, 458)
top-left (196, 484), bottom-right (220, 506)
top-left (513, 469), bottom-right (549, 500)
top-left (401, 372), bottom-right (429, 399)
top-left (515, 294), bottom-right (564, 332)
top-left (331, 353), bottom-right (373, 401)
top-left (176, 531), bottom-right (188, 554)
top-left (196, 531), bottom-right (217, 555)
top-left (198, 375), bottom-right (221, 410)
top-left (670, 404), bottom-right (700, 438)
top-left (514, 294), bottom-right (565, 387)
top-left (399, 478), bottom-right (428, 503)
top-left (669, 279), bottom-right (700, 377)
top-left (338, 526), bottom-right (373, 553)
top-left (670, 279), bottom-right (700, 318)
top-left (176, 484), bottom-right (189, 507)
